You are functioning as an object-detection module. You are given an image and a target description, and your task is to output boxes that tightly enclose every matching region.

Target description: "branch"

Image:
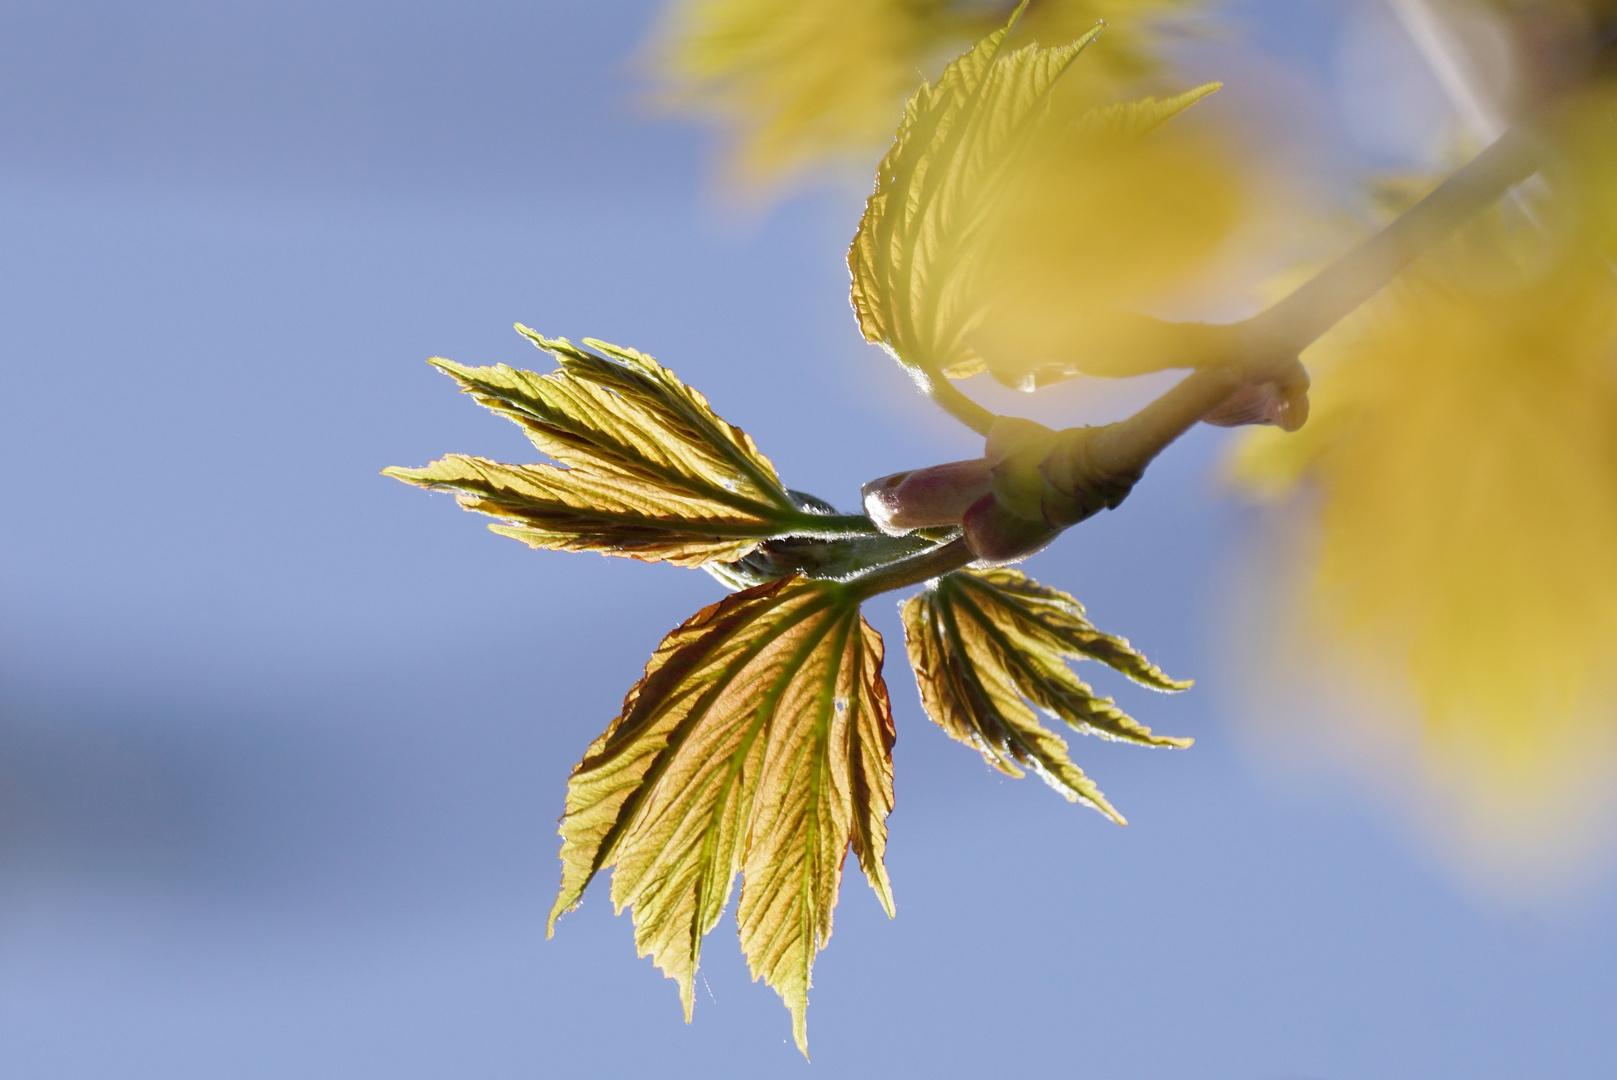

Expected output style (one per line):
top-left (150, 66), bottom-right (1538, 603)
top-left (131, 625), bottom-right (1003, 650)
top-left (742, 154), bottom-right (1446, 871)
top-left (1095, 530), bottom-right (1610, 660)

top-left (853, 67), bottom-right (1601, 572)
top-left (1242, 123), bottom-right (1547, 357)
top-left (846, 537), bottom-right (976, 600)
top-left (941, 83), bottom-right (1567, 414)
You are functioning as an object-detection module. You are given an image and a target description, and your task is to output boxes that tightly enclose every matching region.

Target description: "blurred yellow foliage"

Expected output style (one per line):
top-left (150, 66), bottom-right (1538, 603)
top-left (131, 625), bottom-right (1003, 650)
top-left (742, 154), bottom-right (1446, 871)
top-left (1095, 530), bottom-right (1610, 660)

top-left (654, 0), bottom-right (1192, 183)
top-left (1231, 221), bottom-right (1617, 816)
top-left (1552, 87), bottom-right (1617, 257)
top-left (974, 87), bottom-right (1248, 387)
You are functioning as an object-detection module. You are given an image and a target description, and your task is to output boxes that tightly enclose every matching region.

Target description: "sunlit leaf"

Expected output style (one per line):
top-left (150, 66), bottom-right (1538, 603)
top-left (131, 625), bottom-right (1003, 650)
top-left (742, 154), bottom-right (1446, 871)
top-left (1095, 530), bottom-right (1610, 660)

top-left (903, 567), bottom-right (1190, 822)
top-left (970, 85), bottom-right (1247, 389)
top-left (848, 7), bottom-right (1100, 379)
top-left (848, 8), bottom-right (1239, 386)
top-left (1072, 84), bottom-right (1220, 137)
top-left (1550, 81), bottom-right (1617, 260)
top-left (656, 0), bottom-right (934, 182)
top-left (386, 329), bottom-right (814, 567)
top-left (548, 576), bottom-right (895, 1056)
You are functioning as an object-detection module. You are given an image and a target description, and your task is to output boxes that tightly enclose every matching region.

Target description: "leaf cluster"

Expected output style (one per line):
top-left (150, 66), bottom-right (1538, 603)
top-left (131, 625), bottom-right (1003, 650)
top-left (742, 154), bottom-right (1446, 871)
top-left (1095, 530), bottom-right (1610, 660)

top-left (906, 568), bottom-right (1189, 820)
top-left (548, 576), bottom-right (893, 1054)
top-left (391, 326), bottom-right (1187, 1052)
top-left (391, 8), bottom-right (1213, 1055)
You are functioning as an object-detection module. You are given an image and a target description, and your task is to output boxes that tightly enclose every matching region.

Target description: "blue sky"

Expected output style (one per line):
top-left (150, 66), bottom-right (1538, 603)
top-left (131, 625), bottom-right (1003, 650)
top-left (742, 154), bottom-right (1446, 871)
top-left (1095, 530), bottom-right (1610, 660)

top-left (0, 2), bottom-right (1613, 1077)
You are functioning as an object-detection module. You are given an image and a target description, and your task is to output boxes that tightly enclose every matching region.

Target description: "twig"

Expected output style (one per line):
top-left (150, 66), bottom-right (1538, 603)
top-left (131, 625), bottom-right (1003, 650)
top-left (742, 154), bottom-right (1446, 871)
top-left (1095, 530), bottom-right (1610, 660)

top-left (1243, 122), bottom-right (1547, 356)
top-left (846, 537), bottom-right (976, 600)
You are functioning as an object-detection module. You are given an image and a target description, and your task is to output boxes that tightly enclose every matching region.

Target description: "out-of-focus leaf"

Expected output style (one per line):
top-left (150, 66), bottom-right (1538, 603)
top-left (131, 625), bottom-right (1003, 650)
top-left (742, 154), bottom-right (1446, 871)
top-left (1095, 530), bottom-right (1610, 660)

top-left (656, 0), bottom-right (933, 182)
top-left (548, 576), bottom-right (895, 1056)
top-left (902, 567), bottom-right (1190, 821)
top-left (1551, 82), bottom-right (1617, 260)
top-left (971, 86), bottom-right (1247, 388)
top-left (656, 0), bottom-right (1191, 185)
top-left (848, 8), bottom-right (1241, 386)
top-left (849, 8), bottom-right (1098, 379)
top-left (1228, 239), bottom-right (1617, 809)
top-left (1072, 84), bottom-right (1219, 136)
top-left (386, 329), bottom-right (817, 567)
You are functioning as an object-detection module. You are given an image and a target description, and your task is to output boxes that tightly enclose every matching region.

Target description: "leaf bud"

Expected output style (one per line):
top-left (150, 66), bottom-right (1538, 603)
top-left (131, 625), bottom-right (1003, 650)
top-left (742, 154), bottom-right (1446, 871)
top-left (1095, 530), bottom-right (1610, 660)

top-left (986, 417), bottom-right (1141, 531)
top-left (961, 493), bottom-right (1061, 564)
top-left (985, 417), bottom-right (1064, 523)
top-left (861, 458), bottom-right (992, 535)
top-left (1202, 377), bottom-right (1310, 432)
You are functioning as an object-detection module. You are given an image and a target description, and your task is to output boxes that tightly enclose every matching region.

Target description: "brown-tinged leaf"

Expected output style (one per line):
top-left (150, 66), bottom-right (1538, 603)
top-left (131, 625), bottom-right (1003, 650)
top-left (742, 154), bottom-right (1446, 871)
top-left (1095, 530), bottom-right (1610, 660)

top-left (385, 329), bottom-right (816, 567)
top-left (848, 6), bottom-right (1098, 378)
top-left (902, 567), bottom-right (1190, 822)
top-left (547, 576), bottom-right (895, 1056)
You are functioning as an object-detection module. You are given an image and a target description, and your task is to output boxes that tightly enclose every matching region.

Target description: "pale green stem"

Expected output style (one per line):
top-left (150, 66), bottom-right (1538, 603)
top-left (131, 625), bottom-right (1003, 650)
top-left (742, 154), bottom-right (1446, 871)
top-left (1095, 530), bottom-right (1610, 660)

top-left (1242, 121), bottom-right (1548, 356)
top-left (913, 361), bottom-right (998, 435)
top-left (780, 513), bottom-right (887, 539)
top-left (846, 537), bottom-right (976, 601)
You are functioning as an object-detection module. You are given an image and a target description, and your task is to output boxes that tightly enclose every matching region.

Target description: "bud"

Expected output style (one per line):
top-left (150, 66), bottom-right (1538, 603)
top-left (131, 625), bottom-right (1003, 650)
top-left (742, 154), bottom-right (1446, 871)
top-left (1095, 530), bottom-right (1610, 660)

top-left (986, 417), bottom-right (1142, 532)
top-left (1202, 378), bottom-right (1310, 432)
top-left (985, 417), bottom-right (1064, 524)
top-left (861, 458), bottom-right (993, 535)
top-left (961, 493), bottom-right (1061, 565)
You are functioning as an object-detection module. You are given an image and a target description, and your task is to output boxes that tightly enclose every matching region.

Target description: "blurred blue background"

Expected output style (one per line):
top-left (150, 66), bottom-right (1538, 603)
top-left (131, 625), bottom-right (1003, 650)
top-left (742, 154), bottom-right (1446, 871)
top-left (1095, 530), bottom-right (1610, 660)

top-left (0, 1), bottom-right (1612, 1077)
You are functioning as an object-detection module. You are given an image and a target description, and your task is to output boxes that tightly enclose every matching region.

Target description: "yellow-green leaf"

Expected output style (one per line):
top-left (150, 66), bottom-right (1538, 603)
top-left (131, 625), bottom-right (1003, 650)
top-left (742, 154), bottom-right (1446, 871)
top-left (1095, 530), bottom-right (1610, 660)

top-left (945, 80), bottom-right (1238, 389)
top-left (848, 6), bottom-right (1099, 378)
top-left (548, 576), bottom-right (895, 1056)
top-left (902, 567), bottom-right (1190, 821)
top-left (386, 329), bottom-right (810, 567)
top-left (1073, 84), bottom-right (1220, 138)
top-left (656, 0), bottom-right (935, 182)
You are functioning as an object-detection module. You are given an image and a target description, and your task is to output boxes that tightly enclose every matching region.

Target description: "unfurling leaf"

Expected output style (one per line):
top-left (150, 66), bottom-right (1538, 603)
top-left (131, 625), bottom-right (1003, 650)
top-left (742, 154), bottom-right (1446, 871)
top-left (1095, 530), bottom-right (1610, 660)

top-left (903, 567), bottom-right (1190, 821)
top-left (548, 576), bottom-right (895, 1056)
top-left (848, 7), bottom-right (1240, 387)
top-left (385, 329), bottom-right (814, 567)
top-left (968, 85), bottom-right (1245, 389)
top-left (848, 7), bottom-right (1099, 378)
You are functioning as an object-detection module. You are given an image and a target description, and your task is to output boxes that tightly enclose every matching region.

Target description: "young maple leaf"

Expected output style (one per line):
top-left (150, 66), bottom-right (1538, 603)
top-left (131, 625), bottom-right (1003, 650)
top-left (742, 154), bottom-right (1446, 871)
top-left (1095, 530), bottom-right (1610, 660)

top-left (903, 567), bottom-right (1190, 821)
top-left (969, 88), bottom-right (1248, 389)
top-left (847, 11), bottom-right (1101, 380)
top-left (548, 576), bottom-right (895, 1056)
top-left (847, 4), bottom-right (1242, 389)
top-left (385, 328), bottom-right (849, 567)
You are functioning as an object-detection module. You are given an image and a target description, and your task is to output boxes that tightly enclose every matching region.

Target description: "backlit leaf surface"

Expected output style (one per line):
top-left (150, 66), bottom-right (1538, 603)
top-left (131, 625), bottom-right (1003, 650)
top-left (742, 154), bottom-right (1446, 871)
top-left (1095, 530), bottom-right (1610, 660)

top-left (847, 9), bottom-right (1235, 386)
top-left (548, 576), bottom-right (895, 1055)
top-left (972, 84), bottom-right (1242, 389)
top-left (848, 9), bottom-right (1097, 378)
top-left (386, 329), bottom-right (804, 566)
top-left (903, 567), bottom-right (1190, 821)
